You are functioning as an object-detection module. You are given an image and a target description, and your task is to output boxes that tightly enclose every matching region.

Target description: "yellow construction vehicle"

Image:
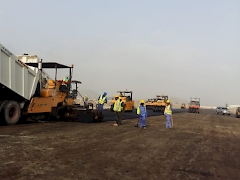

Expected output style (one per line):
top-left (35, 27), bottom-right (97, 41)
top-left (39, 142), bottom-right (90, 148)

top-left (110, 91), bottom-right (134, 112)
top-left (146, 98), bottom-right (157, 109)
top-left (152, 95), bottom-right (168, 114)
top-left (145, 99), bottom-right (152, 109)
top-left (181, 103), bottom-right (186, 109)
top-left (24, 62), bottom-right (102, 122)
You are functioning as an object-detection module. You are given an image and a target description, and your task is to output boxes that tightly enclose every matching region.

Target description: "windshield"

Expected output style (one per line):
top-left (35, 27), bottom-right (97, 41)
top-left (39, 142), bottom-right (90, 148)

top-left (222, 108), bottom-right (228, 110)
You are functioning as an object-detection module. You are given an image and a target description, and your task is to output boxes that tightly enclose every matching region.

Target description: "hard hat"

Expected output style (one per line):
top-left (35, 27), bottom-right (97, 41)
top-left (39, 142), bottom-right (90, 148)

top-left (115, 94), bottom-right (119, 98)
top-left (103, 92), bottom-right (107, 95)
top-left (166, 100), bottom-right (170, 103)
top-left (140, 99), bottom-right (145, 103)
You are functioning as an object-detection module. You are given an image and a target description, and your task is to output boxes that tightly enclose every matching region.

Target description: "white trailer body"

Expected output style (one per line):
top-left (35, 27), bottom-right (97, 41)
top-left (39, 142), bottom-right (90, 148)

top-left (0, 43), bottom-right (40, 125)
top-left (0, 44), bottom-right (40, 100)
top-left (17, 55), bottom-right (52, 82)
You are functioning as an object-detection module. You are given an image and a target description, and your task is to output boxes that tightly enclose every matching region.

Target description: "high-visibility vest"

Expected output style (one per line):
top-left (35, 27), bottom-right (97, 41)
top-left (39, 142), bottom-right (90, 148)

top-left (62, 77), bottom-right (69, 86)
top-left (98, 95), bottom-right (106, 104)
top-left (137, 105), bottom-right (146, 115)
top-left (113, 99), bottom-right (122, 112)
top-left (165, 105), bottom-right (172, 115)
top-left (84, 96), bottom-right (88, 102)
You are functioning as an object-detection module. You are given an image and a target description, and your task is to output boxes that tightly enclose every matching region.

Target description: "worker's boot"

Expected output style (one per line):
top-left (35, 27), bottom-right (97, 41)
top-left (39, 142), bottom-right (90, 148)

top-left (113, 123), bottom-right (118, 126)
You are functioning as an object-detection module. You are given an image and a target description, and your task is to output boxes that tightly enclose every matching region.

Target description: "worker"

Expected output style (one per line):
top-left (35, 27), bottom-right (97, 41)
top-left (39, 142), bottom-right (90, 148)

top-left (83, 95), bottom-right (88, 107)
top-left (59, 75), bottom-right (70, 93)
top-left (136, 100), bottom-right (148, 129)
top-left (113, 94), bottom-right (122, 126)
top-left (98, 92), bottom-right (108, 113)
top-left (164, 99), bottom-right (173, 129)
top-left (62, 75), bottom-right (70, 85)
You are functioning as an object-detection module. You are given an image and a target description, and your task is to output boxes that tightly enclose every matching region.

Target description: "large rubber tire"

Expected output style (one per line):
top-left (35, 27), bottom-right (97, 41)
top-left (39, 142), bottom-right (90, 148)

top-left (4, 101), bottom-right (21, 125)
top-left (131, 106), bottom-right (134, 112)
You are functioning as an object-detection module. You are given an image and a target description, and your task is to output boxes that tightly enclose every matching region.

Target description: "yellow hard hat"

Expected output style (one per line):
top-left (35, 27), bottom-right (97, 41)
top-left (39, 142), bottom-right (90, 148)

top-left (115, 94), bottom-right (119, 98)
top-left (166, 100), bottom-right (170, 103)
top-left (140, 99), bottom-right (145, 103)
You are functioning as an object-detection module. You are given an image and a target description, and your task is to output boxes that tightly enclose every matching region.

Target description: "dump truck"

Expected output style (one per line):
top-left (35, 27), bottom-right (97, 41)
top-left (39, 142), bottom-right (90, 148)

top-left (152, 95), bottom-right (168, 114)
top-left (0, 43), bottom-right (102, 125)
top-left (188, 98), bottom-right (200, 113)
top-left (181, 103), bottom-right (186, 109)
top-left (110, 91), bottom-right (134, 112)
top-left (0, 43), bottom-right (40, 125)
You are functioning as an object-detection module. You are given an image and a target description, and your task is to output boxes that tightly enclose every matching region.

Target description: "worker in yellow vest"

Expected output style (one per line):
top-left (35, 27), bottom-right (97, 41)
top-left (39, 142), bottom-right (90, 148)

top-left (61, 75), bottom-right (70, 86)
top-left (113, 94), bottom-right (122, 126)
top-left (136, 99), bottom-right (148, 129)
top-left (164, 99), bottom-right (173, 129)
top-left (83, 95), bottom-right (88, 107)
top-left (59, 75), bottom-right (70, 93)
top-left (97, 92), bottom-right (108, 114)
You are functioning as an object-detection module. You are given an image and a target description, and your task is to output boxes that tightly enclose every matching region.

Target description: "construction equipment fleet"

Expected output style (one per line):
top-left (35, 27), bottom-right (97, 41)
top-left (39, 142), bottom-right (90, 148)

top-left (110, 91), bottom-right (134, 112)
top-left (0, 43), bottom-right (101, 125)
top-left (188, 98), bottom-right (200, 113)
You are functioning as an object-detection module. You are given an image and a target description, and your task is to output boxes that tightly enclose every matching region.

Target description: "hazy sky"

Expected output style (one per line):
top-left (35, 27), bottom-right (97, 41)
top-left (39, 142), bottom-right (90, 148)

top-left (1, 0), bottom-right (239, 106)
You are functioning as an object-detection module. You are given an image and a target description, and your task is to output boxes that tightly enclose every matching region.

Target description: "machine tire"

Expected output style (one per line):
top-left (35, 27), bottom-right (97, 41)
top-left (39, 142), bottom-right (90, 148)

top-left (131, 106), bottom-right (134, 112)
top-left (3, 101), bottom-right (21, 125)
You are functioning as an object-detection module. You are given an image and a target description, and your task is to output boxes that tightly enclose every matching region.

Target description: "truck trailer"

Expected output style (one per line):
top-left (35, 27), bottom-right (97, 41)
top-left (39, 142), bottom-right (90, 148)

top-left (0, 43), bottom-right (40, 124)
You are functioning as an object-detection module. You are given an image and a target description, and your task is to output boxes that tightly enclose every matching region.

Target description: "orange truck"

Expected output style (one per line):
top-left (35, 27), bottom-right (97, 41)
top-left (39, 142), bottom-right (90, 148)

top-left (188, 98), bottom-right (200, 113)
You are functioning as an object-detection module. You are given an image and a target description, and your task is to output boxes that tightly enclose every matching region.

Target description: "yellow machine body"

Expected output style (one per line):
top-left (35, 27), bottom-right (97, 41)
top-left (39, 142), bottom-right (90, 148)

top-left (27, 80), bottom-right (74, 114)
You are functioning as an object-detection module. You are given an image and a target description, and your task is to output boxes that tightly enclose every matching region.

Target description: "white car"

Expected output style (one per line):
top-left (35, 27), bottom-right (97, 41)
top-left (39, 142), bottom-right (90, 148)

top-left (216, 107), bottom-right (230, 115)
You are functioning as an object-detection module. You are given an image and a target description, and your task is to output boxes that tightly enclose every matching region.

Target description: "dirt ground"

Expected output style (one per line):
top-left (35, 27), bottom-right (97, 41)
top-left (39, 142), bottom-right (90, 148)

top-left (1, 110), bottom-right (240, 180)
